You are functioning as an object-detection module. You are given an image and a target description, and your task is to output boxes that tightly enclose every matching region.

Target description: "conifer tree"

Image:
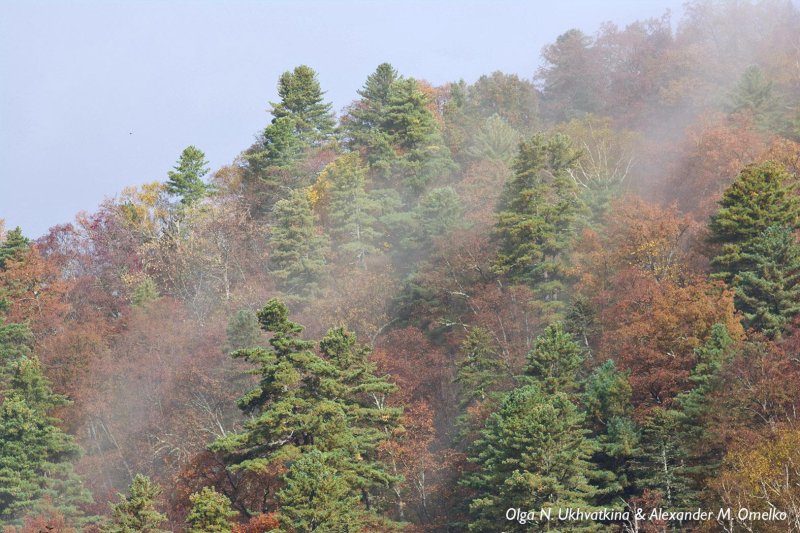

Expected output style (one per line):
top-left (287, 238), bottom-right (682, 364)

top-left (186, 487), bottom-right (237, 533)
top-left (104, 474), bottom-right (168, 533)
top-left (461, 385), bottom-right (607, 532)
top-left (345, 63), bottom-right (399, 168)
top-left (709, 161), bottom-right (800, 283)
top-left (276, 449), bottom-right (366, 532)
top-left (270, 65), bottom-right (336, 145)
top-left (726, 65), bottom-right (783, 131)
top-left (269, 188), bottom-right (329, 297)
top-left (211, 300), bottom-right (401, 520)
top-left (0, 227), bottom-right (29, 270)
top-left (0, 357), bottom-right (91, 523)
top-left (492, 133), bottom-right (583, 313)
top-left (222, 309), bottom-right (261, 354)
top-left (414, 186), bottom-right (462, 242)
top-left (455, 327), bottom-right (507, 407)
top-left (325, 154), bottom-right (381, 268)
top-left (734, 225), bottom-right (800, 337)
top-left (381, 78), bottom-right (455, 195)
top-left (166, 145), bottom-right (211, 206)
top-left (631, 408), bottom-right (695, 514)
top-left (523, 322), bottom-right (584, 394)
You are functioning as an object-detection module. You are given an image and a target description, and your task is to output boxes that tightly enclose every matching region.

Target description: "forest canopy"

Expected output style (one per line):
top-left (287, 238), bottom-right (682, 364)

top-left (2, 1), bottom-right (800, 531)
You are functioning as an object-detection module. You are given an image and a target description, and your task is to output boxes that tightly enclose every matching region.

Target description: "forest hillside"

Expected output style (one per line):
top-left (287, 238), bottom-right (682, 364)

top-left (2, 1), bottom-right (800, 531)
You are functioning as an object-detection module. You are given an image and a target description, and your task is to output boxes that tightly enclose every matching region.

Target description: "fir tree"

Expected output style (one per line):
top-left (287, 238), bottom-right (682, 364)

top-left (381, 78), bottom-right (455, 195)
top-left (325, 154), bottom-right (381, 268)
top-left (455, 327), bottom-right (508, 407)
top-left (0, 227), bottom-right (29, 270)
top-left (223, 309), bottom-right (261, 354)
top-left (726, 65), bottom-right (783, 131)
top-left (492, 133), bottom-right (583, 316)
top-left (0, 357), bottom-right (92, 523)
top-left (414, 186), bottom-right (462, 243)
top-left (166, 145), bottom-right (211, 206)
top-left (465, 114), bottom-right (521, 164)
top-left (345, 63), bottom-right (399, 168)
top-left (734, 225), bottom-right (800, 337)
top-left (270, 65), bottom-right (336, 145)
top-left (631, 408), bottom-right (696, 515)
top-left (276, 449), bottom-right (366, 532)
top-left (709, 161), bottom-right (800, 283)
top-left (186, 487), bottom-right (237, 533)
top-left (523, 322), bottom-right (585, 394)
top-left (210, 300), bottom-right (401, 520)
top-left (104, 474), bottom-right (169, 533)
top-left (461, 385), bottom-right (607, 532)
top-left (269, 188), bottom-right (329, 297)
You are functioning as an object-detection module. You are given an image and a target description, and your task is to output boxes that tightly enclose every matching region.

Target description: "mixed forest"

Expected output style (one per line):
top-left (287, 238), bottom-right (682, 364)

top-left (3, 1), bottom-right (800, 531)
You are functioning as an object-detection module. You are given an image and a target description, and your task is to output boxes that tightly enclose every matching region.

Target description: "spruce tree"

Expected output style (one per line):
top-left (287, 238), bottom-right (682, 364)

top-left (492, 133), bottom-right (583, 314)
top-left (166, 145), bottom-right (211, 206)
top-left (709, 161), bottom-right (800, 283)
top-left (381, 78), bottom-right (455, 195)
top-left (460, 385), bottom-right (607, 532)
top-left (733, 225), bottom-right (800, 337)
top-left (0, 357), bottom-right (92, 523)
top-left (270, 65), bottom-right (336, 145)
top-left (210, 300), bottom-right (401, 520)
top-left (269, 188), bottom-right (329, 297)
top-left (455, 327), bottom-right (508, 407)
top-left (222, 309), bottom-right (261, 354)
top-left (186, 487), bottom-right (237, 533)
top-left (276, 449), bottom-right (366, 532)
top-left (325, 154), bottom-right (381, 268)
top-left (523, 322), bottom-right (585, 394)
top-left (726, 65), bottom-right (783, 131)
top-left (104, 474), bottom-right (169, 533)
top-left (345, 63), bottom-right (399, 168)
top-left (0, 227), bottom-right (29, 270)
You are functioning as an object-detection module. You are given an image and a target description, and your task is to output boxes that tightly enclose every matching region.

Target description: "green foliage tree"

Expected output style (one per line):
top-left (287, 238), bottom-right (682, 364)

top-left (223, 309), bottom-right (262, 354)
top-left (631, 408), bottom-right (696, 513)
top-left (271, 65), bottom-right (336, 145)
top-left (464, 114), bottom-right (521, 164)
top-left (166, 145), bottom-right (211, 206)
top-left (492, 133), bottom-right (583, 314)
top-left (460, 385), bottom-right (607, 532)
top-left (709, 161), bottom-right (800, 283)
top-left (0, 227), bottom-right (29, 270)
top-left (186, 487), bottom-right (237, 533)
top-left (734, 226), bottom-right (800, 337)
top-left (524, 323), bottom-right (585, 394)
top-left (104, 474), bottom-right (169, 533)
top-left (415, 186), bottom-right (462, 241)
top-left (276, 449), bottom-right (366, 532)
top-left (269, 188), bottom-right (329, 297)
top-left (345, 63), bottom-right (399, 168)
top-left (210, 300), bottom-right (401, 521)
top-left (455, 327), bottom-right (507, 407)
top-left (381, 78), bottom-right (455, 195)
top-left (0, 357), bottom-right (91, 524)
top-left (325, 154), bottom-right (381, 268)
top-left (726, 65), bottom-right (783, 131)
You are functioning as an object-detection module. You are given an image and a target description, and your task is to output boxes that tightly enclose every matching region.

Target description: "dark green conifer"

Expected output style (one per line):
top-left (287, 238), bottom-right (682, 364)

top-left (166, 145), bottom-right (211, 206)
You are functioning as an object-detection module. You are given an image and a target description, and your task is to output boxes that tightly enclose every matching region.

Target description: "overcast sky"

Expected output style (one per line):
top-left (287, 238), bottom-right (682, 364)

top-left (1, 0), bottom-right (686, 238)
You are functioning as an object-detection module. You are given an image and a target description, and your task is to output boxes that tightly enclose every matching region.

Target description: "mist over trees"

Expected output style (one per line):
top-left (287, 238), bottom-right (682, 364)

top-left (3, 1), bottom-right (800, 531)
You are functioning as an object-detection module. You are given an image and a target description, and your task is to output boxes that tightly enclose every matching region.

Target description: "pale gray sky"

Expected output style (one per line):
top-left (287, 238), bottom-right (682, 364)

top-left (0, 0), bottom-right (685, 238)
